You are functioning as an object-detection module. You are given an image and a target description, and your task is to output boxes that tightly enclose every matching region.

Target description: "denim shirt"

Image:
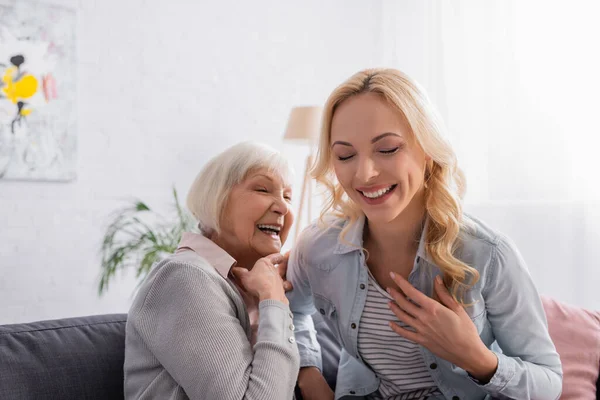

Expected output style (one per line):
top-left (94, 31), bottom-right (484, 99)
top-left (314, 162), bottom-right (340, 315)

top-left (287, 213), bottom-right (562, 400)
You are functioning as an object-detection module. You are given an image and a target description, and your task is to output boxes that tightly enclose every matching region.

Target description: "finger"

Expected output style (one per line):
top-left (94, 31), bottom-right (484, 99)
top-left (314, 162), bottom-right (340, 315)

top-left (434, 275), bottom-right (461, 313)
top-left (264, 253), bottom-right (285, 265)
top-left (277, 256), bottom-right (289, 279)
top-left (279, 252), bottom-right (290, 270)
top-left (283, 280), bottom-right (293, 292)
top-left (432, 286), bottom-right (441, 303)
top-left (230, 266), bottom-right (248, 281)
top-left (387, 287), bottom-right (422, 318)
top-left (388, 321), bottom-right (422, 343)
top-left (388, 301), bottom-right (420, 329)
top-left (389, 272), bottom-right (433, 309)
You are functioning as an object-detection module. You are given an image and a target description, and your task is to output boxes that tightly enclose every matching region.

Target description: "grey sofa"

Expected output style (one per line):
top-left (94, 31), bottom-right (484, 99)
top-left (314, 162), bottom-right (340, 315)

top-left (0, 314), bottom-right (127, 400)
top-left (1, 312), bottom-right (598, 400)
top-left (0, 313), bottom-right (339, 400)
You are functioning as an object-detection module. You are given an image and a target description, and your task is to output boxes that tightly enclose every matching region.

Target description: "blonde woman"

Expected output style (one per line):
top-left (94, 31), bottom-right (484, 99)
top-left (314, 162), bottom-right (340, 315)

top-left (124, 142), bottom-right (300, 400)
top-left (288, 69), bottom-right (562, 400)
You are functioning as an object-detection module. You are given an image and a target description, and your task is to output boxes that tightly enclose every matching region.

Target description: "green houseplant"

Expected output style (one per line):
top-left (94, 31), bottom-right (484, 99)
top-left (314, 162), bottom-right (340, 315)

top-left (98, 188), bottom-right (196, 295)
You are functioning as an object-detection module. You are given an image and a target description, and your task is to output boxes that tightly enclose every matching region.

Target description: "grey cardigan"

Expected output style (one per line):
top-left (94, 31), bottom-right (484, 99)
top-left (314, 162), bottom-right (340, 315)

top-left (124, 250), bottom-right (300, 400)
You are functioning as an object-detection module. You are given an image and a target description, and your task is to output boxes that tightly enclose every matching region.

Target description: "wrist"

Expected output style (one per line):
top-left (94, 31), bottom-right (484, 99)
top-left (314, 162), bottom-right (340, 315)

top-left (298, 366), bottom-right (322, 388)
top-left (463, 347), bottom-right (498, 384)
top-left (259, 290), bottom-right (288, 305)
top-left (299, 366), bottom-right (321, 374)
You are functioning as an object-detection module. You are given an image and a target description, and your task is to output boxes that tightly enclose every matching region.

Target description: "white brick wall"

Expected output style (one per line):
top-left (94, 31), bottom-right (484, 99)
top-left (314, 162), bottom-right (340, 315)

top-left (0, 0), bottom-right (386, 323)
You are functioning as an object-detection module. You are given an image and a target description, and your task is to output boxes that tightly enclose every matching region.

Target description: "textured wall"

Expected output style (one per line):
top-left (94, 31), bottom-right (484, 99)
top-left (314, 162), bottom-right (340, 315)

top-left (0, 0), bottom-right (385, 323)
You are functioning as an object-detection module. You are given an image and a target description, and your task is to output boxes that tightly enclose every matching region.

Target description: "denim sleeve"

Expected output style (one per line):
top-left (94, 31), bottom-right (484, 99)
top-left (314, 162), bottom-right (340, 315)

top-left (479, 235), bottom-right (563, 400)
top-left (286, 231), bottom-right (322, 371)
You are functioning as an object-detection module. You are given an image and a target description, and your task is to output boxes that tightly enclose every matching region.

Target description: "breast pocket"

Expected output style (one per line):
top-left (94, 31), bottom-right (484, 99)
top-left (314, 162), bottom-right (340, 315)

top-left (314, 293), bottom-right (337, 319)
top-left (464, 301), bottom-right (493, 346)
top-left (461, 301), bottom-right (485, 333)
top-left (313, 294), bottom-right (343, 346)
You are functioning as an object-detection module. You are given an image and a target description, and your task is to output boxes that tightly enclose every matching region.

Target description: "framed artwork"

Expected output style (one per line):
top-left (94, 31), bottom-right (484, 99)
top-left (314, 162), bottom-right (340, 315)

top-left (0, 1), bottom-right (76, 181)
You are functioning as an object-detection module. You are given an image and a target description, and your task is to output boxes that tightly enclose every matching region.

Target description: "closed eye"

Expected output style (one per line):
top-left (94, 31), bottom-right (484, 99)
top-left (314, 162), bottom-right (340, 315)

top-left (337, 154), bottom-right (355, 161)
top-left (256, 187), bottom-right (268, 193)
top-left (380, 147), bottom-right (400, 155)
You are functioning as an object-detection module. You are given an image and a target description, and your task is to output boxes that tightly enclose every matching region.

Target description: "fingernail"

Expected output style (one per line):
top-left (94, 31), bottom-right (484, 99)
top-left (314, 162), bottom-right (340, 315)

top-left (390, 272), bottom-right (396, 279)
top-left (436, 276), bottom-right (442, 284)
top-left (386, 287), bottom-right (391, 293)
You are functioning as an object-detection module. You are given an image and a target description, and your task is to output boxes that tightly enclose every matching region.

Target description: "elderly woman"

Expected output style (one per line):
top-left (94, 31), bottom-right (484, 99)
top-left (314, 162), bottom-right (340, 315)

top-left (124, 142), bottom-right (300, 400)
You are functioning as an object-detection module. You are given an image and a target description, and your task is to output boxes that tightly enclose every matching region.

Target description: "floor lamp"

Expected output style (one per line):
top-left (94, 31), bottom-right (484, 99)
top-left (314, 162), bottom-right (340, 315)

top-left (283, 106), bottom-right (323, 241)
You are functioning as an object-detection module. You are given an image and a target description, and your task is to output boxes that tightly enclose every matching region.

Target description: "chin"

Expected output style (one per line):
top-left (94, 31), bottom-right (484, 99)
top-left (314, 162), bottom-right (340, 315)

top-left (254, 243), bottom-right (281, 256)
top-left (363, 202), bottom-right (408, 223)
top-left (364, 210), bottom-right (399, 224)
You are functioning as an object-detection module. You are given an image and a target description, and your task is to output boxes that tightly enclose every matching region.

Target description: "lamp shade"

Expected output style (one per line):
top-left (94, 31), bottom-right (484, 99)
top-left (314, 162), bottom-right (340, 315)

top-left (283, 106), bottom-right (323, 142)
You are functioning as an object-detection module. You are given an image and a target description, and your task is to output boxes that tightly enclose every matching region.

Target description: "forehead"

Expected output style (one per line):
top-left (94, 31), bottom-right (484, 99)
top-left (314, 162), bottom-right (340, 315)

top-left (331, 93), bottom-right (409, 142)
top-left (244, 167), bottom-right (292, 189)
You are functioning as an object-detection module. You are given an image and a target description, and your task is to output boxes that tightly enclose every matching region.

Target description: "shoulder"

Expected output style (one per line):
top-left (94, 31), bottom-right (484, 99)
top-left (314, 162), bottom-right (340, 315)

top-left (130, 252), bottom-right (233, 316)
top-left (292, 215), bottom-right (349, 264)
top-left (297, 215), bottom-right (345, 247)
top-left (458, 213), bottom-right (527, 282)
top-left (154, 251), bottom-right (224, 284)
top-left (460, 213), bottom-right (519, 254)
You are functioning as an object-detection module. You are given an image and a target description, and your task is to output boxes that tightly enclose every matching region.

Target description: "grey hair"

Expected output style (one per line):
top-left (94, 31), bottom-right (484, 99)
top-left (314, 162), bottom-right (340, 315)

top-left (186, 141), bottom-right (294, 235)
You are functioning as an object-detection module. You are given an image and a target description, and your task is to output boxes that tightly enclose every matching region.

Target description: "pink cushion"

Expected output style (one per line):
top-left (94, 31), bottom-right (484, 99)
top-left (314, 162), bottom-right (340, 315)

top-left (541, 296), bottom-right (600, 399)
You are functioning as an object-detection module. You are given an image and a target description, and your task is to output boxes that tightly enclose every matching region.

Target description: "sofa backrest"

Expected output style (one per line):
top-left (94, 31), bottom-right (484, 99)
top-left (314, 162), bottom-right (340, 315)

top-left (1, 300), bottom-right (599, 400)
top-left (541, 296), bottom-right (600, 400)
top-left (0, 314), bottom-right (127, 400)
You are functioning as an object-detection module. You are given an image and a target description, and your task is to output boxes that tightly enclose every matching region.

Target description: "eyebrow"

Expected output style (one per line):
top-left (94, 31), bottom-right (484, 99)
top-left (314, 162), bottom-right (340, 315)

top-left (252, 174), bottom-right (292, 190)
top-left (371, 132), bottom-right (402, 143)
top-left (254, 174), bottom-right (274, 182)
top-left (331, 132), bottom-right (402, 148)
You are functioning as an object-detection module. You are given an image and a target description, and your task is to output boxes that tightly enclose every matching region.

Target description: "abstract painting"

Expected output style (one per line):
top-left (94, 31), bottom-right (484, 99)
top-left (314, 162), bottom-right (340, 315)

top-left (0, 1), bottom-right (76, 181)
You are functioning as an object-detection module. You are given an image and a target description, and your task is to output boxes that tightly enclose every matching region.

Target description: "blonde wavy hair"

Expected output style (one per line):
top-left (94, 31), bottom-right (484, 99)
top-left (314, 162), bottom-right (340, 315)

top-left (312, 68), bottom-right (478, 303)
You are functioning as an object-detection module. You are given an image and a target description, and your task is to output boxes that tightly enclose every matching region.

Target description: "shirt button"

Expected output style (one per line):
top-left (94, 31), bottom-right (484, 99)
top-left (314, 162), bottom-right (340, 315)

top-left (289, 324), bottom-right (295, 331)
top-left (319, 308), bottom-right (326, 315)
top-left (359, 283), bottom-right (366, 290)
top-left (429, 363), bottom-right (437, 370)
top-left (351, 323), bottom-right (357, 329)
top-left (288, 336), bottom-right (296, 344)
top-left (288, 312), bottom-right (293, 319)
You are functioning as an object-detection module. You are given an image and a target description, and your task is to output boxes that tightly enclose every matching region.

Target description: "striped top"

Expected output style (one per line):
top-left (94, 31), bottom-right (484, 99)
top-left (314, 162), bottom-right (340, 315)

top-left (357, 271), bottom-right (442, 400)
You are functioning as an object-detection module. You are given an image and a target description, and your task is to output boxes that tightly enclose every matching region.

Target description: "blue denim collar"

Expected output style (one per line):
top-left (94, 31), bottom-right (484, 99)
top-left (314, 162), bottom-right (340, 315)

top-left (333, 213), bottom-right (433, 265)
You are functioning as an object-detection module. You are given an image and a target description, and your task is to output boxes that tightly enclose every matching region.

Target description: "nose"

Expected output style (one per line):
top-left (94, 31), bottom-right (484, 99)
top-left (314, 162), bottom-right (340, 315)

top-left (356, 155), bottom-right (379, 183)
top-left (271, 194), bottom-right (291, 216)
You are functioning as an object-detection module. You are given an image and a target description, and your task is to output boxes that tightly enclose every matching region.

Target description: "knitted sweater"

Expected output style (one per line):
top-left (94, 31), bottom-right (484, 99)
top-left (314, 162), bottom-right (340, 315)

top-left (124, 250), bottom-right (300, 399)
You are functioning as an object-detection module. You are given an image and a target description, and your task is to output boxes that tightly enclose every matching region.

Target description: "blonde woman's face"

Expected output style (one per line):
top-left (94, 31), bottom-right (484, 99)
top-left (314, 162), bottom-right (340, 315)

top-left (218, 168), bottom-right (294, 259)
top-left (330, 92), bottom-right (428, 224)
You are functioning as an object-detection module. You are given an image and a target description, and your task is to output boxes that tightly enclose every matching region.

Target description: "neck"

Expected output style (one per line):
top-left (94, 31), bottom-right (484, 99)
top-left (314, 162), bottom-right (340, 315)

top-left (364, 189), bottom-right (426, 255)
top-left (209, 234), bottom-right (259, 271)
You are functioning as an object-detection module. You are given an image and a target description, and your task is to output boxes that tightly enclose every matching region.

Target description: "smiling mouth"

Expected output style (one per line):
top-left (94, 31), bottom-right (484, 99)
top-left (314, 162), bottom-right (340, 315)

top-left (357, 184), bottom-right (397, 199)
top-left (257, 224), bottom-right (282, 237)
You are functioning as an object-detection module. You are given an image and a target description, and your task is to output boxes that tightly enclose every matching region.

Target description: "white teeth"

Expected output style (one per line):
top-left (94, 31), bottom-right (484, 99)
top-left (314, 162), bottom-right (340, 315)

top-left (257, 224), bottom-right (281, 232)
top-left (362, 186), bottom-right (393, 199)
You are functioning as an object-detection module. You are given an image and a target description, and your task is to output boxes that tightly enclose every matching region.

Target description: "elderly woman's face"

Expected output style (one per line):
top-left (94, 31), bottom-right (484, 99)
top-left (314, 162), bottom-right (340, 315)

top-left (219, 168), bottom-right (294, 258)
